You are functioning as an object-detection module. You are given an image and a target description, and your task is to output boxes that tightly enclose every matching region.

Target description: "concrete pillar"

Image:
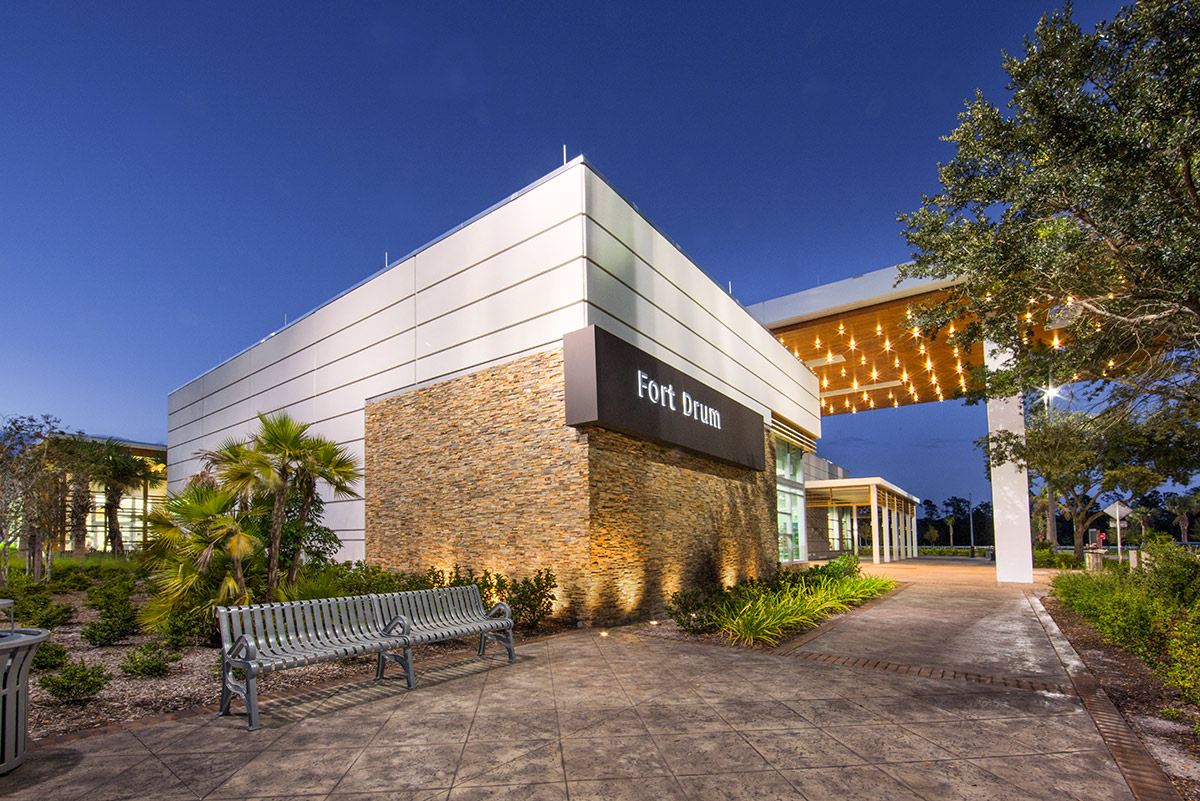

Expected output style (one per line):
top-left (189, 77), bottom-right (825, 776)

top-left (882, 497), bottom-right (892, 563)
top-left (852, 505), bottom-right (859, 555)
top-left (869, 484), bottom-right (880, 565)
top-left (986, 345), bottom-right (1034, 584)
top-left (892, 510), bottom-right (902, 561)
top-left (910, 510), bottom-right (918, 557)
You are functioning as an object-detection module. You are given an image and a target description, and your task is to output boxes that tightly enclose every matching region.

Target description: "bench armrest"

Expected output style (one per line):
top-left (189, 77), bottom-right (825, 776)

top-left (225, 634), bottom-right (258, 663)
top-left (486, 602), bottom-right (511, 620)
top-left (383, 613), bottom-right (411, 636)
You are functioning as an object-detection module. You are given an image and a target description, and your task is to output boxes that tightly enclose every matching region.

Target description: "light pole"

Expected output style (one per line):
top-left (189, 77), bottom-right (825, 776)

top-left (969, 491), bottom-right (976, 558)
top-left (1040, 379), bottom-right (1061, 549)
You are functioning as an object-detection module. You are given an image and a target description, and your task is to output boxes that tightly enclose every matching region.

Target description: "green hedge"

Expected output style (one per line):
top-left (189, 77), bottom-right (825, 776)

top-left (287, 562), bottom-right (558, 630)
top-left (1052, 543), bottom-right (1200, 703)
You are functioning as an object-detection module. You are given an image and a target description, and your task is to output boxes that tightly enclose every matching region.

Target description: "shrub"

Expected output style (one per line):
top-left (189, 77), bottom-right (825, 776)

top-left (709, 573), bottom-right (895, 646)
top-left (31, 642), bottom-right (69, 671)
top-left (29, 601), bottom-right (74, 630)
top-left (85, 573), bottom-right (138, 612)
top-left (38, 659), bottom-right (110, 701)
top-left (712, 591), bottom-right (809, 646)
top-left (286, 566), bottom-right (349, 600)
top-left (504, 569), bottom-right (557, 629)
top-left (81, 598), bottom-right (140, 646)
top-left (159, 611), bottom-right (216, 648)
top-left (1141, 542), bottom-right (1200, 607)
top-left (47, 571), bottom-right (92, 593)
top-left (121, 641), bottom-right (182, 678)
top-left (1166, 610), bottom-right (1200, 705)
top-left (665, 584), bottom-right (727, 634)
top-left (11, 584), bottom-right (52, 624)
top-left (1093, 583), bottom-right (1173, 664)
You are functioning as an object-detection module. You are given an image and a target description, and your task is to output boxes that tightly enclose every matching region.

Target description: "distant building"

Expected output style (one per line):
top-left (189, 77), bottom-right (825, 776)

top-left (78, 436), bottom-right (167, 553)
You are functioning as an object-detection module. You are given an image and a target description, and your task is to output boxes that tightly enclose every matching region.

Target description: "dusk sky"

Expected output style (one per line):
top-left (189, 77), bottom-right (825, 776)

top-left (1, 1), bottom-right (1120, 508)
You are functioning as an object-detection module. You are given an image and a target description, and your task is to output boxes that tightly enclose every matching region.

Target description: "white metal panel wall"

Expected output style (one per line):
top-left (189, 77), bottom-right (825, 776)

top-left (167, 159), bottom-right (823, 562)
top-left (167, 162), bottom-right (591, 560)
top-left (580, 167), bottom-right (821, 439)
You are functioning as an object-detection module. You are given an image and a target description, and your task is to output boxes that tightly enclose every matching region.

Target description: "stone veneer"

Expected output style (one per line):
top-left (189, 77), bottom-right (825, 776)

top-left (365, 346), bottom-right (777, 625)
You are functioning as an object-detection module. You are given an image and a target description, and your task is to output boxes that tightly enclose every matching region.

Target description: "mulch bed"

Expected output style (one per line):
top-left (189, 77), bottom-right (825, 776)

top-left (1043, 597), bottom-right (1200, 801)
top-left (26, 591), bottom-right (566, 741)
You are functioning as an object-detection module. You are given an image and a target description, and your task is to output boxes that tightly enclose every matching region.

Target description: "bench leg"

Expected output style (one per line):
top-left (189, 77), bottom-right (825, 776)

top-left (502, 628), bottom-right (515, 663)
top-left (479, 630), bottom-right (516, 662)
top-left (375, 652), bottom-right (387, 680)
top-left (244, 675), bottom-right (261, 731)
top-left (218, 657), bottom-right (233, 717)
top-left (400, 646), bottom-right (415, 689)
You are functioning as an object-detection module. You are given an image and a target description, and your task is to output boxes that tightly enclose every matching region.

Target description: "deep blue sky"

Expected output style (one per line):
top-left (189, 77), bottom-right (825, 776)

top-left (1, 1), bottom-right (1120, 507)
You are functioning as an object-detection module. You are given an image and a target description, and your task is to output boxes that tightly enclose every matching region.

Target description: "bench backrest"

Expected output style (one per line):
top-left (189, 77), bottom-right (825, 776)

top-left (217, 595), bottom-right (382, 652)
top-left (375, 585), bottom-right (487, 631)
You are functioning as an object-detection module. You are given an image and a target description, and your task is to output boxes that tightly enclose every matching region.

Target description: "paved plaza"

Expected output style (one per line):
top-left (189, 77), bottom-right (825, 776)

top-left (0, 560), bottom-right (1167, 800)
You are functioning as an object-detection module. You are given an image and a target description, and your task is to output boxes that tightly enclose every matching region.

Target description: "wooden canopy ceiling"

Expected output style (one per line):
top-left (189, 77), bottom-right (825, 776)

top-left (770, 290), bottom-right (984, 417)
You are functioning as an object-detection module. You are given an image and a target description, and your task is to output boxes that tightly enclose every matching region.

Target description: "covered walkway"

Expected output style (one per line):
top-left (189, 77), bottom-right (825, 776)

top-left (806, 477), bottom-right (918, 565)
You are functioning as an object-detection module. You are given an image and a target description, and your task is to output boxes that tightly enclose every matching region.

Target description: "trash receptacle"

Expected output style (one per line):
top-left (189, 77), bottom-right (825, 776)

top-left (0, 628), bottom-right (50, 774)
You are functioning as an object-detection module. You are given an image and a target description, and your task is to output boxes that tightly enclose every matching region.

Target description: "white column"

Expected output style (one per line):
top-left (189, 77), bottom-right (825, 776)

top-left (986, 344), bottom-right (1034, 583)
top-left (869, 484), bottom-right (880, 565)
top-left (852, 505), bottom-right (859, 555)
top-left (882, 496), bottom-right (892, 563)
top-left (889, 506), bottom-right (900, 560)
top-left (910, 509), bottom-right (918, 557)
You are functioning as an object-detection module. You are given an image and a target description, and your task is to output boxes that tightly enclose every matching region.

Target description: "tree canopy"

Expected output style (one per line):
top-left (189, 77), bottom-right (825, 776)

top-left (898, 1), bottom-right (1200, 412)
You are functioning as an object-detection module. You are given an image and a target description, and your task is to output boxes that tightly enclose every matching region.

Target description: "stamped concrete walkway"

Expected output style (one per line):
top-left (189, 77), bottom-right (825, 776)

top-left (0, 560), bottom-right (1162, 800)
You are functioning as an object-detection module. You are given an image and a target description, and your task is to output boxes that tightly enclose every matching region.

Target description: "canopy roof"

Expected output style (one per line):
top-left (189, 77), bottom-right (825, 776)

top-left (751, 267), bottom-right (981, 416)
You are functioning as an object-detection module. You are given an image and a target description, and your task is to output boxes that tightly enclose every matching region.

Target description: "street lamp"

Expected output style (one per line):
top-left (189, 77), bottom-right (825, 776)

top-left (1040, 378), bottom-right (1062, 549)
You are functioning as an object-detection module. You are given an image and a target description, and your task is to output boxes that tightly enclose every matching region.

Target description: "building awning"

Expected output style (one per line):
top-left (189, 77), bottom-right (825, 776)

top-left (806, 477), bottom-right (919, 510)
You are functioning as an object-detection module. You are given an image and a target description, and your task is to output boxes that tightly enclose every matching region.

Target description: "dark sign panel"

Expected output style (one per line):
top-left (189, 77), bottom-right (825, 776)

top-left (564, 325), bottom-right (765, 470)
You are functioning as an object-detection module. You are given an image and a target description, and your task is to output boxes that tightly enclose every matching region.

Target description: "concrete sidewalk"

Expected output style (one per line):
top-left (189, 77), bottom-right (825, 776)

top-left (0, 563), bottom-right (1157, 800)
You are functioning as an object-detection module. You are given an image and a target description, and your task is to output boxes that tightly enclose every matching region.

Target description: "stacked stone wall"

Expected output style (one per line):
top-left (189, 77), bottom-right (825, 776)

top-left (364, 348), bottom-right (593, 618)
top-left (584, 428), bottom-right (776, 625)
top-left (364, 345), bottom-right (777, 625)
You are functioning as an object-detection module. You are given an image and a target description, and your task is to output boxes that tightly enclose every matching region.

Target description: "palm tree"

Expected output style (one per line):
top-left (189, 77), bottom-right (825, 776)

top-left (285, 435), bottom-right (361, 585)
top-left (203, 413), bottom-right (360, 595)
top-left (1125, 506), bottom-right (1153, 546)
top-left (87, 439), bottom-right (165, 557)
top-left (144, 485), bottom-right (261, 625)
top-left (1165, 491), bottom-right (1200, 544)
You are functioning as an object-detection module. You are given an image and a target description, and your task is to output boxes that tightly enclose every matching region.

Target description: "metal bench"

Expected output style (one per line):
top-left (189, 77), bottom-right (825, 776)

top-left (217, 594), bottom-right (408, 730)
top-left (217, 586), bottom-right (515, 730)
top-left (373, 585), bottom-right (515, 689)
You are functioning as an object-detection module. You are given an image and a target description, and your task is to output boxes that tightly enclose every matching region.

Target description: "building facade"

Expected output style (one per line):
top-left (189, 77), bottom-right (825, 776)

top-left (169, 159), bottom-right (827, 623)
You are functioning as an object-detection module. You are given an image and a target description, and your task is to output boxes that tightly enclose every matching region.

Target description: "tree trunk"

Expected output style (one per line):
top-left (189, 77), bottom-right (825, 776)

top-left (1046, 493), bottom-right (1058, 546)
top-left (285, 481), bottom-right (315, 586)
top-left (70, 475), bottom-right (91, 556)
top-left (106, 488), bottom-right (125, 557)
top-left (231, 552), bottom-right (247, 601)
top-left (266, 481), bottom-right (288, 595)
top-left (25, 521), bottom-right (41, 582)
top-left (1073, 517), bottom-right (1086, 561)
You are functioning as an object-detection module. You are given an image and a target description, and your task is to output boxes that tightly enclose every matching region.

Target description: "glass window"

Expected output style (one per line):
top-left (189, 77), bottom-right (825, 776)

top-left (775, 437), bottom-right (806, 562)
